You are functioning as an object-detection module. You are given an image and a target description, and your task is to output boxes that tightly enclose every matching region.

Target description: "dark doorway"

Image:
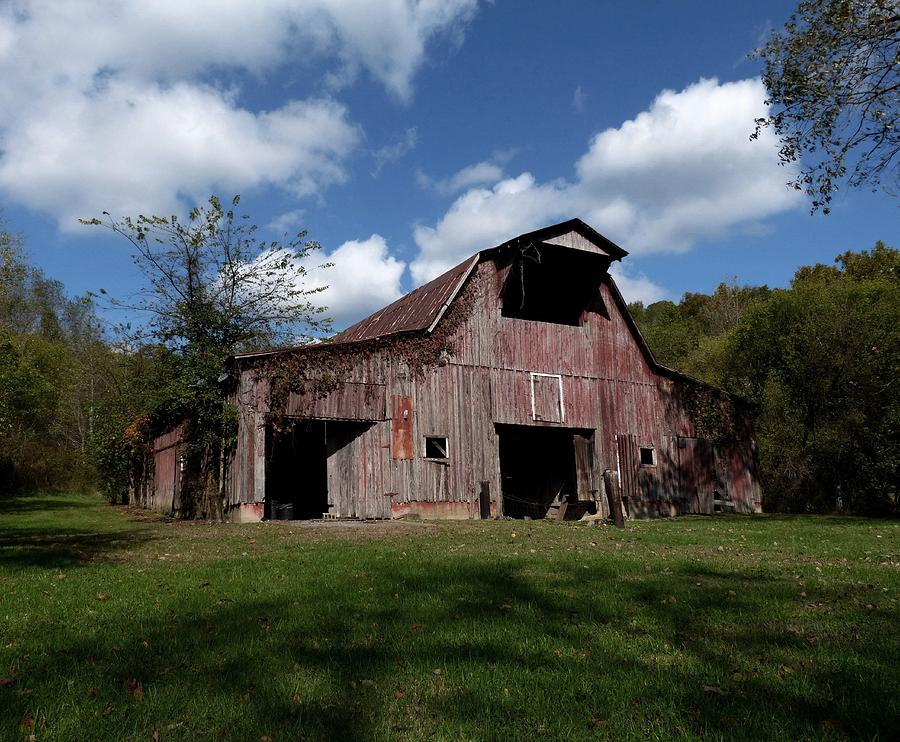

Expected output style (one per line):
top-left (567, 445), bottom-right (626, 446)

top-left (266, 419), bottom-right (374, 519)
top-left (266, 421), bottom-right (328, 519)
top-left (497, 425), bottom-right (596, 519)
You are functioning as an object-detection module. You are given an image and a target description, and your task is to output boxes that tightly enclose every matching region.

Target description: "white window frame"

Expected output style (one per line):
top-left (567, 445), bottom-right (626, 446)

top-left (529, 372), bottom-right (565, 422)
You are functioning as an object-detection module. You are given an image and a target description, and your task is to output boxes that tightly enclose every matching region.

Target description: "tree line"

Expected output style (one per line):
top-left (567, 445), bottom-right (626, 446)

top-left (630, 242), bottom-right (899, 515)
top-left (1, 203), bottom-right (897, 515)
top-left (0, 199), bottom-right (327, 514)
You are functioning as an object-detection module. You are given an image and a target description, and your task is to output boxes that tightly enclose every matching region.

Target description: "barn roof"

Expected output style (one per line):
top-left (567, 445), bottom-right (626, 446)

top-left (332, 218), bottom-right (627, 344)
top-left (234, 218), bottom-right (628, 359)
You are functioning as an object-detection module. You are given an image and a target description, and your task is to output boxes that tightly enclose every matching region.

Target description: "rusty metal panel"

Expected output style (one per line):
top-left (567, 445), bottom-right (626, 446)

top-left (574, 433), bottom-right (593, 500)
top-left (333, 257), bottom-right (476, 343)
top-left (391, 395), bottom-right (414, 460)
top-left (286, 381), bottom-right (386, 421)
top-left (616, 434), bottom-right (638, 514)
top-left (678, 437), bottom-right (715, 514)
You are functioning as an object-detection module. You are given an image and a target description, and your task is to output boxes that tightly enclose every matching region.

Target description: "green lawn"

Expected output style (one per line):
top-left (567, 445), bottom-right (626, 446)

top-left (0, 494), bottom-right (897, 741)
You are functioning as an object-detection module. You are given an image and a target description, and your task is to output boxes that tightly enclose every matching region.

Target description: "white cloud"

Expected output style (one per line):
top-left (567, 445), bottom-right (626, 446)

top-left (609, 266), bottom-right (668, 305)
top-left (0, 83), bottom-right (360, 228)
top-left (410, 77), bottom-right (800, 283)
top-left (574, 77), bottom-right (797, 253)
top-left (372, 127), bottom-right (418, 176)
top-left (417, 159), bottom-right (506, 195)
top-left (268, 209), bottom-right (307, 236)
top-left (572, 85), bottom-right (587, 113)
top-left (411, 173), bottom-right (570, 283)
top-left (0, 0), bottom-right (481, 226)
top-left (303, 234), bottom-right (406, 330)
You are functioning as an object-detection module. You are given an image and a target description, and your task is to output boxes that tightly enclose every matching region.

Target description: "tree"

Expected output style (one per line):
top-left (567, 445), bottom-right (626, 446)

top-left (0, 223), bottom-right (110, 491)
top-left (81, 196), bottom-right (330, 516)
top-left (752, 0), bottom-right (899, 213)
top-left (631, 245), bottom-right (899, 514)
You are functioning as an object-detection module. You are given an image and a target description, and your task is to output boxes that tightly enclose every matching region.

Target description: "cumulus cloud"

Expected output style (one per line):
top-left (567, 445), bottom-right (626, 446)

top-left (609, 267), bottom-right (668, 305)
top-left (410, 77), bottom-right (800, 283)
top-left (0, 0), bottom-right (481, 226)
top-left (302, 234), bottom-right (406, 330)
top-left (411, 173), bottom-right (570, 282)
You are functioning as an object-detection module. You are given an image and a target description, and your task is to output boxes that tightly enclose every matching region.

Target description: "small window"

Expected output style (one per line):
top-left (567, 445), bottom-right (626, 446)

top-left (424, 436), bottom-right (448, 459)
top-left (639, 447), bottom-right (656, 466)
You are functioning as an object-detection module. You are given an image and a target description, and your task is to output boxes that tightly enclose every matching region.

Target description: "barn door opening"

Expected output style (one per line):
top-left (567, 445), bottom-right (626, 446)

top-left (266, 420), bottom-right (374, 519)
top-left (497, 425), bottom-right (596, 519)
top-left (266, 421), bottom-right (328, 519)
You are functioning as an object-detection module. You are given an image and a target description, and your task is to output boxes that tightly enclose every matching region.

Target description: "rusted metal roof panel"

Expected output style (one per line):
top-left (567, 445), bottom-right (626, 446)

top-left (332, 256), bottom-right (477, 344)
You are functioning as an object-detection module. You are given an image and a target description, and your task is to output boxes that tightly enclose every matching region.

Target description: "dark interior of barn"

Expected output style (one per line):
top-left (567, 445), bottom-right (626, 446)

top-left (265, 421), bottom-right (328, 519)
top-left (501, 244), bottom-right (608, 325)
top-left (497, 424), bottom-right (594, 519)
top-left (265, 419), bottom-right (374, 519)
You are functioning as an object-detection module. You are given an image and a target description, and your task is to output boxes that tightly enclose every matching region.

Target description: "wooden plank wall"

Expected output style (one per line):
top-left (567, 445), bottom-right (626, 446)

top-left (224, 253), bottom-right (761, 519)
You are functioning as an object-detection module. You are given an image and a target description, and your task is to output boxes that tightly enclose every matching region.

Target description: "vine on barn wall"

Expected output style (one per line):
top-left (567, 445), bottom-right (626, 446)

top-left (254, 273), bottom-right (481, 433)
top-left (681, 383), bottom-right (740, 445)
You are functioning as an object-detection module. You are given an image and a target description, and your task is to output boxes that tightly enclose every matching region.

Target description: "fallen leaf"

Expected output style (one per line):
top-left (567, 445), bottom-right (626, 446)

top-left (662, 595), bottom-right (677, 605)
top-left (410, 623), bottom-right (424, 632)
top-left (292, 692), bottom-right (301, 703)
top-left (361, 678), bottom-right (376, 688)
top-left (0, 677), bottom-right (15, 687)
top-left (19, 717), bottom-right (34, 730)
top-left (127, 678), bottom-right (143, 702)
top-left (703, 685), bottom-right (726, 696)
top-left (96, 593), bottom-right (110, 601)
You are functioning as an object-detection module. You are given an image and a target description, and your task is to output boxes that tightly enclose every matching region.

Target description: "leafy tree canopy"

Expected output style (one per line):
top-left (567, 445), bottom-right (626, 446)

top-left (81, 196), bottom-right (330, 516)
top-left (752, 0), bottom-right (899, 212)
top-left (631, 241), bottom-right (899, 515)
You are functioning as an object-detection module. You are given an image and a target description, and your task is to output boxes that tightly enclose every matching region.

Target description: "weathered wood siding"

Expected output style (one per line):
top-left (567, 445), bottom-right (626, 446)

top-left (222, 246), bottom-right (761, 520)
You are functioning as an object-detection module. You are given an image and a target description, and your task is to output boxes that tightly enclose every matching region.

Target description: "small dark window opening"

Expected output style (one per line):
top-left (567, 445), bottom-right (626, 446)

top-left (424, 436), bottom-right (448, 459)
top-left (640, 446), bottom-right (656, 466)
top-left (501, 244), bottom-right (607, 325)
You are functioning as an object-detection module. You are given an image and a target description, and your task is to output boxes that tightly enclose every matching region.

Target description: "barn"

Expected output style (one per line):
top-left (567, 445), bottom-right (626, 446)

top-left (149, 218), bottom-right (762, 522)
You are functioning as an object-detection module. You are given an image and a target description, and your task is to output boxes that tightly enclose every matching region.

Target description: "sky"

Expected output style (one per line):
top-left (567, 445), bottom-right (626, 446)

top-left (0, 0), bottom-right (896, 332)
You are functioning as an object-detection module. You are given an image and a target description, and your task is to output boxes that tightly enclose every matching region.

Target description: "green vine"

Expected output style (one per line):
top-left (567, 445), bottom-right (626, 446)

top-left (681, 384), bottom-right (740, 445)
top-left (254, 272), bottom-right (480, 432)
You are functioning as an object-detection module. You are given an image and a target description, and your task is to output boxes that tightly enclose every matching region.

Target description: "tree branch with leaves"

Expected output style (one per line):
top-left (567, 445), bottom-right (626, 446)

top-left (752, 0), bottom-right (899, 213)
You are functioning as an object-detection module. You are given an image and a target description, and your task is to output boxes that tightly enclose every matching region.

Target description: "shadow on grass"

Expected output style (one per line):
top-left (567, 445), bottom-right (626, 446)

top-left (0, 493), bottom-right (90, 515)
top-left (1, 556), bottom-right (897, 740)
top-left (0, 493), bottom-right (157, 569)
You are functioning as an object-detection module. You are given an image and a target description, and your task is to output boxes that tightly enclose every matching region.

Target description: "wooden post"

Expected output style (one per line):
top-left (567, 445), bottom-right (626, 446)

top-left (479, 481), bottom-right (491, 519)
top-left (603, 469), bottom-right (626, 529)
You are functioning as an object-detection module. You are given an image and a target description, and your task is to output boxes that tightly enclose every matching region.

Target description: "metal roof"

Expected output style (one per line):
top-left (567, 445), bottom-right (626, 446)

top-left (332, 255), bottom-right (478, 344)
top-left (234, 218), bottom-right (628, 359)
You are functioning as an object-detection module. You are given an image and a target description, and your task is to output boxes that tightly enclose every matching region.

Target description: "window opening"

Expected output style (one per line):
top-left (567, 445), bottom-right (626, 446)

top-left (639, 446), bottom-right (656, 466)
top-left (424, 436), bottom-right (448, 459)
top-left (501, 243), bottom-right (606, 325)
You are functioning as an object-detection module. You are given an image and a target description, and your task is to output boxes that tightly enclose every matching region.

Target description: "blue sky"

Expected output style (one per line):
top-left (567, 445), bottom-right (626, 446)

top-left (1, 0), bottom-right (896, 331)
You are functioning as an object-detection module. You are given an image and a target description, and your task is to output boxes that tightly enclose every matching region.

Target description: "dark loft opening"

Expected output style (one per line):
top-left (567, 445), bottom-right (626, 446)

top-left (497, 425), bottom-right (596, 520)
top-left (424, 436), bottom-right (448, 459)
top-left (501, 243), bottom-right (608, 325)
top-left (640, 446), bottom-right (656, 466)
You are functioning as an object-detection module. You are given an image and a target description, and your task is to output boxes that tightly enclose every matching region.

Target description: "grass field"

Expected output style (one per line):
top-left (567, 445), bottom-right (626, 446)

top-left (0, 493), bottom-right (897, 741)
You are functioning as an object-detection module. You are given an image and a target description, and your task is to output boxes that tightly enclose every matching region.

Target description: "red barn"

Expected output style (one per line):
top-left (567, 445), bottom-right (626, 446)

top-left (152, 219), bottom-right (762, 522)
